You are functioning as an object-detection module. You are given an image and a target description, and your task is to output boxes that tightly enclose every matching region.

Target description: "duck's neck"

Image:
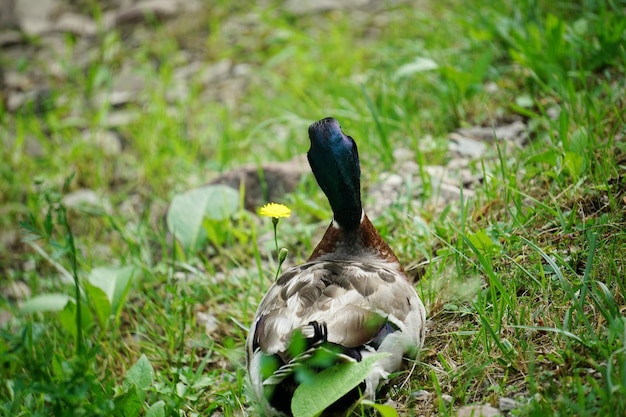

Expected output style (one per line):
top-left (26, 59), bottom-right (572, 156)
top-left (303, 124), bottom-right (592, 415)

top-left (324, 178), bottom-right (362, 230)
top-left (308, 213), bottom-right (403, 270)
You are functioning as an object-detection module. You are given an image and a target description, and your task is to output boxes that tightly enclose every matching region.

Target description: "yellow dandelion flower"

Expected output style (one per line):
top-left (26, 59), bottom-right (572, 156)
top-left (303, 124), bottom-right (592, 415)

top-left (258, 203), bottom-right (292, 219)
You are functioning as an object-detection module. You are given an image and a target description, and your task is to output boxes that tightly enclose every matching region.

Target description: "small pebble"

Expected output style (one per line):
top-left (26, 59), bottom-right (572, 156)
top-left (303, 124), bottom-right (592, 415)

top-left (62, 189), bottom-right (100, 208)
top-left (412, 389), bottom-right (430, 400)
top-left (498, 397), bottom-right (518, 412)
top-left (196, 311), bottom-right (219, 335)
top-left (441, 394), bottom-right (453, 404)
top-left (457, 404), bottom-right (501, 417)
top-left (0, 310), bottom-right (12, 328)
top-left (81, 129), bottom-right (123, 156)
top-left (5, 281), bottom-right (32, 300)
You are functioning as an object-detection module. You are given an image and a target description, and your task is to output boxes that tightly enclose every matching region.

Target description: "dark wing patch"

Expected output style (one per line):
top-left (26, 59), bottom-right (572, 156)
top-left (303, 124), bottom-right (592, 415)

top-left (276, 267), bottom-right (300, 285)
top-left (378, 269), bottom-right (397, 283)
top-left (282, 278), bottom-right (308, 300)
top-left (357, 263), bottom-right (378, 273)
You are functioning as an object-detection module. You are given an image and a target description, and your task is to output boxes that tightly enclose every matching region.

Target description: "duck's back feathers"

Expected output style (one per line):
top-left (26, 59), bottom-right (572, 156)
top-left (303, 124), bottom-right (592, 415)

top-left (248, 259), bottom-right (422, 357)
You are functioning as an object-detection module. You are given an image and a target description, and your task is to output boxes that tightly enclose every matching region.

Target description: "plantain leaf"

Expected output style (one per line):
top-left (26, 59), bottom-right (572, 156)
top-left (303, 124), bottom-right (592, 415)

top-left (82, 278), bottom-right (111, 329)
top-left (88, 265), bottom-right (137, 323)
top-left (360, 400), bottom-right (399, 417)
top-left (20, 293), bottom-right (72, 314)
top-left (145, 400), bottom-right (166, 417)
top-left (291, 353), bottom-right (388, 417)
top-left (114, 386), bottom-right (142, 417)
top-left (166, 185), bottom-right (239, 252)
top-left (123, 354), bottom-right (154, 401)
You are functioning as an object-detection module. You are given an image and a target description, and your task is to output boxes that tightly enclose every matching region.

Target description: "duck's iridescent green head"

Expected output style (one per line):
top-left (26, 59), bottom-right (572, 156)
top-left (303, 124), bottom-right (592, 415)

top-left (307, 117), bottom-right (362, 230)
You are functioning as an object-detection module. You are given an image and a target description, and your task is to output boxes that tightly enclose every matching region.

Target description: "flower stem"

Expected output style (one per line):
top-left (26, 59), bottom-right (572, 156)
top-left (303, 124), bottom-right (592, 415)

top-left (272, 217), bottom-right (279, 253)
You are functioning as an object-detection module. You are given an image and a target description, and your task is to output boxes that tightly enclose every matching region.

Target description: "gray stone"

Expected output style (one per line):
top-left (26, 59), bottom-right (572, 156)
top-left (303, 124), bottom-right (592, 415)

top-left (546, 105), bottom-right (560, 120)
top-left (284, 0), bottom-right (369, 15)
top-left (54, 12), bottom-right (97, 36)
top-left (0, 229), bottom-right (18, 249)
top-left (174, 61), bottom-right (203, 80)
top-left (24, 135), bottom-right (45, 158)
top-left (117, 193), bottom-right (143, 218)
top-left (0, 30), bottom-right (22, 46)
top-left (382, 173), bottom-right (403, 188)
top-left (0, 310), bottom-right (12, 328)
top-left (112, 0), bottom-right (180, 26)
top-left (0, 0), bottom-right (17, 29)
top-left (447, 157), bottom-right (470, 170)
top-left (456, 121), bottom-right (527, 143)
top-left (108, 0), bottom-right (200, 28)
top-left (198, 59), bottom-right (233, 85)
top-left (106, 110), bottom-right (140, 127)
top-left (4, 70), bottom-right (33, 90)
top-left (448, 132), bottom-right (487, 158)
top-left (412, 390), bottom-right (431, 400)
top-left (484, 82), bottom-right (498, 93)
top-left (196, 311), bottom-right (219, 335)
top-left (5, 281), bottom-right (31, 300)
top-left (232, 63), bottom-right (251, 77)
top-left (210, 156), bottom-right (309, 211)
top-left (368, 172), bottom-right (411, 218)
top-left (166, 76), bottom-right (190, 103)
top-left (441, 394), bottom-right (453, 404)
top-left (399, 160), bottom-right (420, 175)
top-left (498, 397), bottom-right (518, 412)
top-left (392, 147), bottom-right (415, 162)
top-left (22, 259), bottom-right (35, 272)
top-left (457, 404), bottom-right (501, 417)
top-left (5, 89), bottom-right (53, 113)
top-left (63, 189), bottom-right (99, 207)
top-left (493, 121), bottom-right (527, 142)
top-left (424, 165), bottom-right (447, 182)
top-left (6, 91), bottom-right (27, 112)
top-left (94, 70), bottom-right (146, 107)
top-left (62, 189), bottom-right (108, 211)
top-left (434, 182), bottom-right (475, 205)
top-left (81, 129), bottom-right (123, 155)
top-left (14, 0), bottom-right (59, 35)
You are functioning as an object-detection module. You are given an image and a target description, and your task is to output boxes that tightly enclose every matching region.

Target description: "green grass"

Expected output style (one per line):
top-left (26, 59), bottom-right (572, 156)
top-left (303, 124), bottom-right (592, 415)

top-left (1, 0), bottom-right (625, 416)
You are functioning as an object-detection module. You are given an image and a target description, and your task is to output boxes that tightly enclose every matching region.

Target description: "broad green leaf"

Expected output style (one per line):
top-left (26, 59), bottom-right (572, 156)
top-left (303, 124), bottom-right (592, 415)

top-left (467, 229), bottom-right (497, 255)
top-left (57, 300), bottom-right (94, 340)
top-left (57, 302), bottom-right (77, 339)
top-left (291, 353), bottom-right (389, 417)
top-left (124, 354), bottom-right (154, 400)
top-left (166, 185), bottom-right (239, 252)
top-left (526, 149), bottom-right (558, 166)
top-left (563, 151), bottom-right (585, 178)
top-left (114, 386), bottom-right (142, 417)
top-left (395, 57), bottom-right (439, 79)
top-left (88, 265), bottom-right (136, 322)
top-left (146, 401), bottom-right (166, 417)
top-left (82, 278), bottom-right (111, 329)
top-left (176, 381), bottom-right (188, 398)
top-left (361, 400), bottom-right (399, 417)
top-left (568, 127), bottom-right (588, 153)
top-left (20, 294), bottom-right (72, 314)
top-left (204, 217), bottom-right (231, 247)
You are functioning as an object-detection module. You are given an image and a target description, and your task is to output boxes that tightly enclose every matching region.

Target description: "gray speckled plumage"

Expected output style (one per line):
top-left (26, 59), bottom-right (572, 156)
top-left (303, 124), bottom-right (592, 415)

top-left (250, 260), bottom-right (420, 356)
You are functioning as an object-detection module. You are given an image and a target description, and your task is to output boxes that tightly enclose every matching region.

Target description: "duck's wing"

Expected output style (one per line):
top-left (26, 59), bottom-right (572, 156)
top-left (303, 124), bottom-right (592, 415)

top-left (247, 260), bottom-right (424, 360)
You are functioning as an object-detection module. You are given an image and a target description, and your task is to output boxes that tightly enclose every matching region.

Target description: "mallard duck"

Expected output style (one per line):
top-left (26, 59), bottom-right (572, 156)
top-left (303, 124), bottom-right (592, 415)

top-left (246, 117), bottom-right (426, 416)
